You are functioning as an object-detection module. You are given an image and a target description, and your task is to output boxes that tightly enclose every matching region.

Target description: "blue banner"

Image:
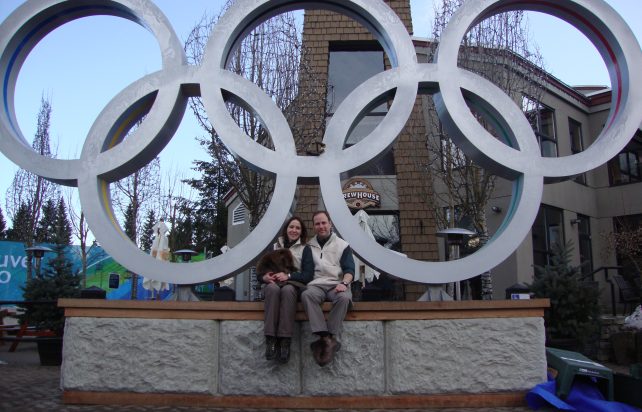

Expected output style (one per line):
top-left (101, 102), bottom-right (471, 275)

top-left (0, 240), bottom-right (173, 301)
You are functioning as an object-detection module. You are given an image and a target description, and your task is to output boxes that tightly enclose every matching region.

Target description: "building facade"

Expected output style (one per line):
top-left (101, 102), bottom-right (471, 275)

top-left (226, 1), bottom-right (641, 309)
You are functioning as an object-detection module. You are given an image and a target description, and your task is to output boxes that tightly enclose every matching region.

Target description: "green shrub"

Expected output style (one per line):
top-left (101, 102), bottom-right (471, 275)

top-left (20, 244), bottom-right (81, 335)
top-left (530, 241), bottom-right (601, 347)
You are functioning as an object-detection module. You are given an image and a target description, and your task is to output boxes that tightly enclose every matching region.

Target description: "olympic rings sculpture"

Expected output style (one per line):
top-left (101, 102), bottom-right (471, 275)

top-left (0, 0), bottom-right (640, 285)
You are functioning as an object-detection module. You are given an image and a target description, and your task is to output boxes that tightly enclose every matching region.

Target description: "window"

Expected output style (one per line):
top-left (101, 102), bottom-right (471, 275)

top-left (576, 214), bottom-right (593, 276)
top-left (568, 118), bottom-right (586, 184)
top-left (232, 203), bottom-right (246, 225)
top-left (608, 134), bottom-right (642, 185)
top-left (327, 47), bottom-right (394, 176)
top-left (523, 95), bottom-right (557, 157)
top-left (365, 212), bottom-right (401, 251)
top-left (532, 205), bottom-right (564, 267)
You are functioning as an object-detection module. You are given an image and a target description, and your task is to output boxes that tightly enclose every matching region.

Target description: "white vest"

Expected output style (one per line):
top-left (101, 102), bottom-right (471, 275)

top-left (307, 232), bottom-right (349, 286)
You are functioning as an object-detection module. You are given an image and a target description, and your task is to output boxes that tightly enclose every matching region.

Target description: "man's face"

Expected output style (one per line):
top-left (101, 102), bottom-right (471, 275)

top-left (313, 213), bottom-right (332, 239)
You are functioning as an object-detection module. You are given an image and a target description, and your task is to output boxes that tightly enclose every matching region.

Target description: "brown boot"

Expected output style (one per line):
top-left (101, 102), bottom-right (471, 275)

top-left (318, 336), bottom-right (341, 366)
top-left (278, 337), bottom-right (291, 364)
top-left (310, 338), bottom-right (325, 366)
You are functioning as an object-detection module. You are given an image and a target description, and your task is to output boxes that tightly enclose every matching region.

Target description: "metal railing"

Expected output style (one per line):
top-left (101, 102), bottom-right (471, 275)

top-left (587, 266), bottom-right (623, 316)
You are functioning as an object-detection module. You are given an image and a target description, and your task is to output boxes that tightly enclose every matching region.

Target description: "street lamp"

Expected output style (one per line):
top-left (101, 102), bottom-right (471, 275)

top-left (437, 228), bottom-right (476, 300)
top-left (169, 249), bottom-right (200, 301)
top-left (25, 245), bottom-right (53, 278)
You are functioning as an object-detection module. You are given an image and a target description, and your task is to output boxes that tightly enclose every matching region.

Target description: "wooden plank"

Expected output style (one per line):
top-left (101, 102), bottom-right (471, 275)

top-left (63, 391), bottom-right (527, 409)
top-left (62, 299), bottom-right (547, 321)
top-left (59, 298), bottom-right (549, 311)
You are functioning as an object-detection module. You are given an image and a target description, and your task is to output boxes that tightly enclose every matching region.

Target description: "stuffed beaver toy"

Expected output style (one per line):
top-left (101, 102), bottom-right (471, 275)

top-left (256, 249), bottom-right (305, 288)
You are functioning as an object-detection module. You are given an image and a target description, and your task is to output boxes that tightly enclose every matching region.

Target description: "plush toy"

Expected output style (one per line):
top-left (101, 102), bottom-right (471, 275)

top-left (256, 249), bottom-right (305, 288)
top-left (257, 249), bottom-right (297, 276)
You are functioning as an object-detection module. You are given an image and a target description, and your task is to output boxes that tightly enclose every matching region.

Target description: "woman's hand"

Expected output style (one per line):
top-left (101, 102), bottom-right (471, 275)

top-left (262, 272), bottom-right (277, 284)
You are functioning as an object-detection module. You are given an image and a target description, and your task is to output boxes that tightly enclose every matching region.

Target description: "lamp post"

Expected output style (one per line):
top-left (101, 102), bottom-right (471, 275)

top-left (25, 245), bottom-right (54, 278)
top-left (170, 249), bottom-right (200, 301)
top-left (437, 228), bottom-right (476, 300)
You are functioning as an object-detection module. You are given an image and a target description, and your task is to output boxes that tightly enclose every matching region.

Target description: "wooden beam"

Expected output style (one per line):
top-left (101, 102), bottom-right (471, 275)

top-left (59, 298), bottom-right (548, 321)
top-left (63, 391), bottom-right (528, 409)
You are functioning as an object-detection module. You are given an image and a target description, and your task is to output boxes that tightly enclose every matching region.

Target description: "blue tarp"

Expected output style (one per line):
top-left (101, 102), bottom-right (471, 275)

top-left (527, 375), bottom-right (640, 411)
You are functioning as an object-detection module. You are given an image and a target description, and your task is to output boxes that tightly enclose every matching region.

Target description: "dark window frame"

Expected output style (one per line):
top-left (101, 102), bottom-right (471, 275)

top-left (568, 117), bottom-right (586, 185)
top-left (608, 134), bottom-right (642, 186)
top-left (522, 95), bottom-right (558, 157)
top-left (532, 204), bottom-right (565, 267)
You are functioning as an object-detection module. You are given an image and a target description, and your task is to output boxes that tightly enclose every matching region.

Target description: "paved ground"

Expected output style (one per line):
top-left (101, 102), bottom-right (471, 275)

top-left (0, 341), bottom-right (567, 412)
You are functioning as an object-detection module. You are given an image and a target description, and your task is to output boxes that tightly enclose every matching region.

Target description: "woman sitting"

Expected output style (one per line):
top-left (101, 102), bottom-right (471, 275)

top-left (257, 216), bottom-right (313, 363)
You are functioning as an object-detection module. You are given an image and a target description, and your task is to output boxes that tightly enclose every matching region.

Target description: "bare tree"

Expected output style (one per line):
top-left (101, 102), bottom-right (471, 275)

top-left (603, 218), bottom-right (642, 300)
top-left (425, 0), bottom-right (546, 298)
top-left (159, 167), bottom-right (195, 259)
top-left (5, 96), bottom-right (59, 279)
top-left (65, 188), bottom-right (91, 287)
top-left (111, 157), bottom-right (161, 246)
top-left (184, 2), bottom-right (326, 228)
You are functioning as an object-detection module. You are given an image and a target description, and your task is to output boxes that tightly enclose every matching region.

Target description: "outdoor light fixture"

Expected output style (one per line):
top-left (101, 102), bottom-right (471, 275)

top-left (25, 245), bottom-right (54, 277)
top-left (25, 245), bottom-right (53, 259)
top-left (570, 218), bottom-right (582, 225)
top-left (170, 249), bottom-right (200, 301)
top-left (175, 249), bottom-right (198, 262)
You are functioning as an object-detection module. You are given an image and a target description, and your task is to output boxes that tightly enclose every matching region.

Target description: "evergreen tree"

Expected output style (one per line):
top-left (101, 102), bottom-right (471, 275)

top-left (172, 204), bottom-right (194, 251)
top-left (185, 163), bottom-right (230, 255)
top-left (35, 199), bottom-right (57, 243)
top-left (140, 209), bottom-right (156, 252)
top-left (121, 201), bottom-right (140, 298)
top-left (0, 205), bottom-right (6, 240)
top-left (6, 202), bottom-right (33, 242)
top-left (530, 241), bottom-right (600, 350)
top-left (123, 201), bottom-right (137, 243)
top-left (21, 242), bottom-right (80, 335)
top-left (53, 198), bottom-right (72, 246)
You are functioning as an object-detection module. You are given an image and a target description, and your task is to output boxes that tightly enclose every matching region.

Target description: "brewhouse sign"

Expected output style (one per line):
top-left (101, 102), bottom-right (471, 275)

top-left (342, 178), bottom-right (381, 209)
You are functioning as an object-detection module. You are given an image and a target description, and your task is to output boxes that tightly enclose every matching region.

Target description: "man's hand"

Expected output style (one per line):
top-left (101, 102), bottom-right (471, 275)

top-left (335, 282), bottom-right (348, 293)
top-left (274, 272), bottom-right (289, 282)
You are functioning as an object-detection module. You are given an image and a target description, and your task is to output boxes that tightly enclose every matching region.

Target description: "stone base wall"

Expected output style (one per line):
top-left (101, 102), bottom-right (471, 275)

top-left (61, 317), bottom-right (546, 397)
top-left (59, 299), bottom-right (548, 407)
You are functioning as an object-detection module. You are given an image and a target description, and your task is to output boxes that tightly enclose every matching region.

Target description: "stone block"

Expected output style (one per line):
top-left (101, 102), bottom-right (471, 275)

top-left (301, 321), bottom-right (385, 396)
top-left (61, 317), bottom-right (217, 394)
top-left (218, 320), bottom-right (300, 396)
top-left (387, 318), bottom-right (546, 394)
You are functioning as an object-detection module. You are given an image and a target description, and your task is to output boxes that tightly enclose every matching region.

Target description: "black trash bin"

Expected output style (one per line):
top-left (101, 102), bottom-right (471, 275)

top-left (505, 282), bottom-right (530, 299)
top-left (80, 286), bottom-right (106, 299)
top-left (213, 286), bottom-right (235, 301)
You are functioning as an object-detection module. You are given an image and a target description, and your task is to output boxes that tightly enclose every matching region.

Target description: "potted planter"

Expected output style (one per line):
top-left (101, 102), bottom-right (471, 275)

top-left (36, 336), bottom-right (64, 366)
top-left (19, 244), bottom-right (81, 366)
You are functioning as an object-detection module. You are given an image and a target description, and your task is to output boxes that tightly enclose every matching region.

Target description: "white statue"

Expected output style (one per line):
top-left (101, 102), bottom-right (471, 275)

top-left (143, 217), bottom-right (170, 298)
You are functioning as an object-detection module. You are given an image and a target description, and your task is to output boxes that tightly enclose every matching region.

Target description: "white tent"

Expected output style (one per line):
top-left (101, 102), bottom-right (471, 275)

top-left (353, 210), bottom-right (380, 284)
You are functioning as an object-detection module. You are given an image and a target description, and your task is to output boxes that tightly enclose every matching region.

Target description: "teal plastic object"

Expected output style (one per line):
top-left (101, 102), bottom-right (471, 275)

top-left (546, 347), bottom-right (614, 401)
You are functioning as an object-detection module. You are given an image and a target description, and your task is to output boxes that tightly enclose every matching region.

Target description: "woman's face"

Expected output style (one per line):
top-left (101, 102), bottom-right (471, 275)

top-left (286, 219), bottom-right (302, 242)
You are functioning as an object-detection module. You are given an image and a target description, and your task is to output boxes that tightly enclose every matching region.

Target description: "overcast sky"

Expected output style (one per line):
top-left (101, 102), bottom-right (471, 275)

top-left (0, 0), bottom-right (640, 230)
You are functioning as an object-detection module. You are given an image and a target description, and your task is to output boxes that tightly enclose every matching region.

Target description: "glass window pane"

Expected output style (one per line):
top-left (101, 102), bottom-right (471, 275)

top-left (540, 109), bottom-right (555, 138)
top-left (345, 114), bottom-right (384, 145)
top-left (328, 51), bottom-right (385, 113)
top-left (542, 140), bottom-right (558, 157)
